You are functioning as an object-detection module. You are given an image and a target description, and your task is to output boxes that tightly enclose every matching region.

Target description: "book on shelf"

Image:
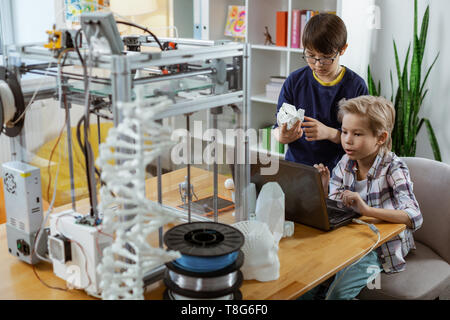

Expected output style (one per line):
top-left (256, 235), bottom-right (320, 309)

top-left (261, 126), bottom-right (285, 155)
top-left (262, 126), bottom-right (271, 151)
top-left (299, 10), bottom-right (321, 49)
top-left (299, 10), bottom-right (307, 49)
top-left (270, 76), bottom-right (287, 83)
top-left (291, 9), bottom-right (301, 49)
top-left (265, 76), bottom-right (286, 101)
top-left (275, 9), bottom-right (330, 49)
top-left (276, 11), bottom-right (288, 47)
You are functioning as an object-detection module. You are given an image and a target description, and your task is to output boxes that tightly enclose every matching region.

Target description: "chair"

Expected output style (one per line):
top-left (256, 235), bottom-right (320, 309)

top-left (358, 157), bottom-right (450, 300)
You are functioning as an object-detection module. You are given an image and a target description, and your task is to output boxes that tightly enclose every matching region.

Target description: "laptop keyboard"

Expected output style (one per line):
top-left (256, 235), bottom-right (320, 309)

top-left (328, 210), bottom-right (352, 224)
top-left (326, 198), bottom-right (345, 209)
top-left (326, 199), bottom-right (357, 225)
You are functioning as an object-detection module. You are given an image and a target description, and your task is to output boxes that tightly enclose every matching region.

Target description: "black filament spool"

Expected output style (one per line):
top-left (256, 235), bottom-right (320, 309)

top-left (0, 66), bottom-right (25, 137)
top-left (164, 222), bottom-right (244, 257)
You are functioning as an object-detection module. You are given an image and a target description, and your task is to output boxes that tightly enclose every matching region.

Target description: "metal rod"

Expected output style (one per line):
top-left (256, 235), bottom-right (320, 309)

top-left (212, 112), bottom-right (219, 223)
top-left (133, 68), bottom-right (215, 85)
top-left (143, 37), bottom-right (227, 47)
top-left (23, 87), bottom-right (56, 104)
top-left (26, 70), bottom-right (110, 85)
top-left (63, 89), bottom-right (77, 212)
top-left (157, 153), bottom-right (163, 248)
top-left (186, 114), bottom-right (191, 223)
top-left (96, 113), bottom-right (101, 146)
top-left (142, 264), bottom-right (166, 287)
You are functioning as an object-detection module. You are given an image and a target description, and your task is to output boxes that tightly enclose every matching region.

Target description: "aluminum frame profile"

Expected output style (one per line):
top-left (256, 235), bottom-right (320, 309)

top-left (7, 41), bottom-right (251, 224)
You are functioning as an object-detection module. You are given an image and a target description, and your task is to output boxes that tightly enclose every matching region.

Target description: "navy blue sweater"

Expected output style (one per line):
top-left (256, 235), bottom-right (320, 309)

top-left (274, 66), bottom-right (368, 171)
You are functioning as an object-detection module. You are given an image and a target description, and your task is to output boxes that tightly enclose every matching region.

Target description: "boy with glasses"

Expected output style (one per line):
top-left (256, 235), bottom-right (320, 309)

top-left (273, 13), bottom-right (368, 172)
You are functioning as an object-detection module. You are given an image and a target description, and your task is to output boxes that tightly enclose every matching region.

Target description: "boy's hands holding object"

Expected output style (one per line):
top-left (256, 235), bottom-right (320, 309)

top-left (314, 163), bottom-right (330, 194)
top-left (279, 121), bottom-right (303, 144)
top-left (341, 190), bottom-right (369, 214)
top-left (276, 103), bottom-right (305, 144)
top-left (302, 116), bottom-right (336, 141)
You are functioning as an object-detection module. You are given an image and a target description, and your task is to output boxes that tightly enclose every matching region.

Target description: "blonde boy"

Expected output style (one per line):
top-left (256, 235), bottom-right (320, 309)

top-left (313, 95), bottom-right (423, 300)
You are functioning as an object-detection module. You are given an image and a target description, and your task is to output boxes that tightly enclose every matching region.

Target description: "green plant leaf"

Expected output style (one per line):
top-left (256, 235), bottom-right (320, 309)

top-left (414, 0), bottom-right (418, 40)
top-left (419, 6), bottom-right (430, 63)
top-left (420, 52), bottom-right (439, 98)
top-left (367, 65), bottom-right (377, 96)
top-left (410, 36), bottom-right (421, 128)
top-left (417, 118), bottom-right (425, 134)
top-left (400, 44), bottom-right (411, 151)
top-left (393, 40), bottom-right (403, 86)
top-left (423, 118), bottom-right (442, 161)
top-left (420, 88), bottom-right (429, 106)
top-left (376, 0), bottom-right (439, 160)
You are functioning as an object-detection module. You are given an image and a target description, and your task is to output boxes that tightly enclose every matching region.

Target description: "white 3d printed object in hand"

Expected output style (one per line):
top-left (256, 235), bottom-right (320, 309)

top-left (277, 102), bottom-right (305, 130)
top-left (232, 220), bottom-right (280, 282)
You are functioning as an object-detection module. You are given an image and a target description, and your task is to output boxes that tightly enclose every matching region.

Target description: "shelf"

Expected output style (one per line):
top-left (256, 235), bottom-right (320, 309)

top-left (251, 44), bottom-right (304, 54)
top-left (251, 93), bottom-right (278, 105)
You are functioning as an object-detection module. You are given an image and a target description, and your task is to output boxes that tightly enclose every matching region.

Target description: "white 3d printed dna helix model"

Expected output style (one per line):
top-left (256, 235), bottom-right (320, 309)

top-left (96, 91), bottom-right (181, 300)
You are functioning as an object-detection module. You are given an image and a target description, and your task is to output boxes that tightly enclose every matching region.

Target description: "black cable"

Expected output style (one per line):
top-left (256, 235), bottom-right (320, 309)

top-left (76, 114), bottom-right (94, 214)
top-left (74, 28), bottom-right (85, 67)
top-left (116, 20), bottom-right (164, 51)
top-left (76, 114), bottom-right (103, 181)
top-left (97, 113), bottom-right (101, 147)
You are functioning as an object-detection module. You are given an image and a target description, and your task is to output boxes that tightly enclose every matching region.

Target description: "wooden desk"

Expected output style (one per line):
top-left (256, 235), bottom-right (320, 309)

top-left (0, 167), bottom-right (405, 300)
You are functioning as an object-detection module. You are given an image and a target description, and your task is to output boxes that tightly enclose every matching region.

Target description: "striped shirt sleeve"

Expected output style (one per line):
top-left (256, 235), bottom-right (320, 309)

top-left (329, 158), bottom-right (346, 201)
top-left (387, 161), bottom-right (423, 232)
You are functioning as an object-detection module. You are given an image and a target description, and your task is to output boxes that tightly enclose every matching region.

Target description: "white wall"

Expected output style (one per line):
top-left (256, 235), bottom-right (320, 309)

top-left (368, 0), bottom-right (450, 164)
top-left (338, 0), bottom-right (376, 82)
top-left (11, 0), bottom-right (55, 43)
top-left (340, 0), bottom-right (450, 164)
top-left (173, 0), bottom-right (194, 38)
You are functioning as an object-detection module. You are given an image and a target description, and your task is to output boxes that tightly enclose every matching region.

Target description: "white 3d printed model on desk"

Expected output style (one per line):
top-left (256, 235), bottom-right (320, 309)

top-left (96, 92), bottom-right (181, 300)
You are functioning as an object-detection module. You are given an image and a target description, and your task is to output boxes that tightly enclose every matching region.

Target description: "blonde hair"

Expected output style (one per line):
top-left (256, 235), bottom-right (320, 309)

top-left (338, 95), bottom-right (395, 152)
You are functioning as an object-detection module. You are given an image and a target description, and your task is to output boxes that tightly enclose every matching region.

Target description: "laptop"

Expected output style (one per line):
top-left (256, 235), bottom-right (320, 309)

top-left (250, 159), bottom-right (360, 231)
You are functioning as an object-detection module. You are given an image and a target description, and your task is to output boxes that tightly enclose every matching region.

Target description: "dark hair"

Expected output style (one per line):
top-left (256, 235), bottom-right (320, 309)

top-left (302, 13), bottom-right (347, 55)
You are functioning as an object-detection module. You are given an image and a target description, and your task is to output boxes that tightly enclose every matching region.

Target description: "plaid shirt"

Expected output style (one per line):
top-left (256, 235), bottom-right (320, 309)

top-left (329, 151), bottom-right (423, 274)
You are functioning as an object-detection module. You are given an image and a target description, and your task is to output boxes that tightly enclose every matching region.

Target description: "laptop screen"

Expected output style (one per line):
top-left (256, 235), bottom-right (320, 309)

top-left (250, 159), bottom-right (330, 230)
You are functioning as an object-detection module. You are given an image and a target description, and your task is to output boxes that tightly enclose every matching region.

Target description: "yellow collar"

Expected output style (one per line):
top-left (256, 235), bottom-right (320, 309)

top-left (313, 66), bottom-right (346, 86)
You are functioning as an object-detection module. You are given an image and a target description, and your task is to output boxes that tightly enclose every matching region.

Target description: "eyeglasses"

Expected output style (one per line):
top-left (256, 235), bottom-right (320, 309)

top-left (302, 52), bottom-right (339, 65)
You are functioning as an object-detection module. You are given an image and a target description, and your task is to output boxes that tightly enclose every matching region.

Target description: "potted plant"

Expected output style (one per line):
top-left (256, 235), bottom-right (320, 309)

top-left (367, 0), bottom-right (441, 161)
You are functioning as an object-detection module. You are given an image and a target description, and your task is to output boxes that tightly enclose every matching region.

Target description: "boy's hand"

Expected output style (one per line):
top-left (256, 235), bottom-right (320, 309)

top-left (302, 116), bottom-right (336, 142)
top-left (276, 121), bottom-right (303, 144)
top-left (341, 190), bottom-right (370, 215)
top-left (314, 163), bottom-right (330, 194)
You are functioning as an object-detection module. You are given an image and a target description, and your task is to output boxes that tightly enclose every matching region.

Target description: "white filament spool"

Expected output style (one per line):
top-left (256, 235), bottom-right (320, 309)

top-left (0, 80), bottom-right (17, 127)
top-left (168, 270), bottom-right (239, 292)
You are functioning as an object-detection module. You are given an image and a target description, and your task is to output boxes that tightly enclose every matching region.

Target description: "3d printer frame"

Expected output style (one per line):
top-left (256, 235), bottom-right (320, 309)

top-left (5, 35), bottom-right (253, 288)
